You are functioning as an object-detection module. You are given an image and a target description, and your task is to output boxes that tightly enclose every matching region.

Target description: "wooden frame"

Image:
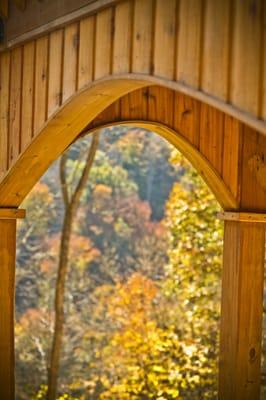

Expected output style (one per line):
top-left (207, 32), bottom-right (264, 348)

top-left (0, 1), bottom-right (265, 399)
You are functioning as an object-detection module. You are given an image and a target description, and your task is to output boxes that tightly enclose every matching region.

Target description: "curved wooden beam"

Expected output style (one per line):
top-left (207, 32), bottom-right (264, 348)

top-left (85, 120), bottom-right (238, 210)
top-left (0, 78), bottom-right (150, 207)
top-left (0, 75), bottom-right (238, 210)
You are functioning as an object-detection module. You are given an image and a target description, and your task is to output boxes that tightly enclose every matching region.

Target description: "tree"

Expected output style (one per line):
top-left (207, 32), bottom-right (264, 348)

top-left (47, 132), bottom-right (100, 400)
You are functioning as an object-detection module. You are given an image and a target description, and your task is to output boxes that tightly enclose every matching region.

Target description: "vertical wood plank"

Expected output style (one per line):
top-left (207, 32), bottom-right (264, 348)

top-left (21, 42), bottom-right (35, 151)
top-left (222, 115), bottom-right (242, 200)
top-left (120, 88), bottom-right (148, 120)
top-left (113, 1), bottom-right (132, 74)
top-left (132, 0), bottom-right (153, 74)
top-left (78, 16), bottom-right (94, 90)
top-left (173, 92), bottom-right (201, 148)
top-left (34, 36), bottom-right (48, 135)
top-left (9, 47), bottom-right (22, 166)
top-left (94, 8), bottom-right (113, 80)
top-left (153, 0), bottom-right (176, 80)
top-left (0, 52), bottom-right (10, 179)
top-left (240, 125), bottom-right (266, 211)
top-left (147, 86), bottom-right (174, 127)
top-left (176, 0), bottom-right (202, 87)
top-left (219, 221), bottom-right (265, 400)
top-left (199, 103), bottom-right (224, 175)
top-left (202, 0), bottom-right (231, 100)
top-left (47, 29), bottom-right (63, 118)
top-left (62, 23), bottom-right (79, 103)
top-left (231, 0), bottom-right (262, 116)
top-left (0, 219), bottom-right (17, 400)
top-left (261, 1), bottom-right (266, 120)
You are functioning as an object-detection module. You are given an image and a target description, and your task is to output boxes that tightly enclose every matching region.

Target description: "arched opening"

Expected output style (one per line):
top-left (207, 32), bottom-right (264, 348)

top-left (15, 124), bottom-right (224, 399)
top-left (0, 80), bottom-right (237, 210)
top-left (0, 79), bottom-right (264, 400)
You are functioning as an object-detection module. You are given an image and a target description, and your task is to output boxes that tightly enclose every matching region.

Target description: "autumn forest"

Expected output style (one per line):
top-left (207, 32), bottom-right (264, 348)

top-left (14, 126), bottom-right (264, 399)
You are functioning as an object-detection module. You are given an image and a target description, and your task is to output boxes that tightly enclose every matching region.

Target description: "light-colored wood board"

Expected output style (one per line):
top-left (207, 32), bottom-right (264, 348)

top-left (9, 47), bottom-right (22, 166)
top-left (62, 23), bottom-right (79, 102)
top-left (261, 0), bottom-right (266, 120)
top-left (47, 29), bottom-right (63, 117)
top-left (0, 219), bottom-right (16, 400)
top-left (112, 0), bottom-right (132, 74)
top-left (202, 0), bottom-right (231, 100)
top-left (78, 16), bottom-right (94, 90)
top-left (120, 87), bottom-right (148, 120)
top-left (132, 0), bottom-right (153, 74)
top-left (173, 92), bottom-right (200, 148)
top-left (94, 8), bottom-right (113, 79)
top-left (240, 125), bottom-right (266, 211)
top-left (0, 52), bottom-right (10, 178)
top-left (218, 211), bottom-right (266, 223)
top-left (222, 115), bottom-right (242, 200)
top-left (21, 41), bottom-right (35, 151)
top-left (153, 0), bottom-right (176, 80)
top-left (0, 208), bottom-right (25, 219)
top-left (231, 0), bottom-right (262, 116)
top-left (147, 86), bottom-right (174, 127)
top-left (219, 221), bottom-right (265, 399)
top-left (33, 35), bottom-right (48, 134)
top-left (199, 103), bottom-right (224, 175)
top-left (176, 0), bottom-right (202, 87)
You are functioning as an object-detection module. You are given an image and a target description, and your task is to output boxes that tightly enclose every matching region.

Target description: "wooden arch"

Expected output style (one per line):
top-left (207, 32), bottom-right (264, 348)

top-left (0, 81), bottom-right (240, 210)
top-left (0, 1), bottom-right (265, 400)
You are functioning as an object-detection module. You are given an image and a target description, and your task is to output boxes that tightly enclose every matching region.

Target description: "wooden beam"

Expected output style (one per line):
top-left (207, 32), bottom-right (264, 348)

top-left (219, 221), bottom-right (265, 399)
top-left (218, 211), bottom-right (266, 224)
top-left (0, 219), bottom-right (17, 400)
top-left (0, 208), bottom-right (25, 219)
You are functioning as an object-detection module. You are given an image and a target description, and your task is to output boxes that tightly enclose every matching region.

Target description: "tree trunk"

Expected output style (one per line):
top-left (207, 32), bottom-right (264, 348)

top-left (47, 207), bottom-right (74, 400)
top-left (47, 132), bottom-right (99, 400)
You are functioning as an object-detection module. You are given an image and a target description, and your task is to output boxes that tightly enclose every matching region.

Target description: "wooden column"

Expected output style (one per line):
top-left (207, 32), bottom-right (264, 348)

top-left (218, 212), bottom-right (266, 400)
top-left (0, 209), bottom-right (25, 400)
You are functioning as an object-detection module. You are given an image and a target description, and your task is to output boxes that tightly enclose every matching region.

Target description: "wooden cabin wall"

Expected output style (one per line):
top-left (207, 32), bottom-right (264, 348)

top-left (0, 0), bottom-right (265, 206)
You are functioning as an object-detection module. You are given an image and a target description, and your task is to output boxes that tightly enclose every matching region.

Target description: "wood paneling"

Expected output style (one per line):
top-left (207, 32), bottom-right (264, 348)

top-left (0, 219), bottom-right (17, 400)
top-left (231, 0), bottom-right (262, 115)
top-left (21, 41), bottom-right (35, 150)
top-left (132, 0), bottom-right (153, 74)
top-left (94, 8), bottom-right (113, 79)
top-left (153, 0), bottom-right (176, 80)
top-left (47, 29), bottom-right (63, 117)
top-left (0, 52), bottom-right (10, 178)
top-left (33, 36), bottom-right (48, 134)
top-left (9, 47), bottom-right (22, 165)
top-left (0, 3), bottom-right (265, 400)
top-left (78, 16), bottom-right (94, 89)
top-left (176, 0), bottom-right (202, 87)
top-left (219, 221), bottom-right (265, 399)
top-left (62, 23), bottom-right (79, 102)
top-left (0, 0), bottom-right (266, 188)
top-left (113, 1), bottom-right (132, 74)
top-left (202, 0), bottom-right (231, 100)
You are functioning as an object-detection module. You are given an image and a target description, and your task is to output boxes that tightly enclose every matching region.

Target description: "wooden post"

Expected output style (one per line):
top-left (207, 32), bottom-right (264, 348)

top-left (0, 209), bottom-right (25, 400)
top-left (218, 212), bottom-right (266, 400)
